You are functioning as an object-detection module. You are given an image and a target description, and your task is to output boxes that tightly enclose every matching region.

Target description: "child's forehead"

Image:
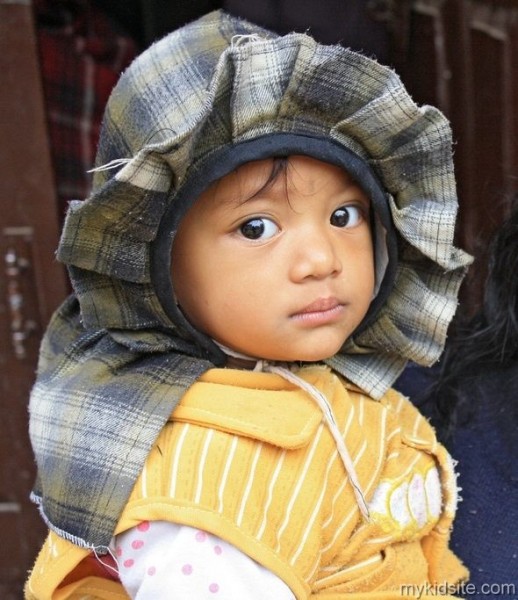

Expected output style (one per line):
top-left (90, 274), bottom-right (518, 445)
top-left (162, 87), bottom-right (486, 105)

top-left (203, 154), bottom-right (366, 205)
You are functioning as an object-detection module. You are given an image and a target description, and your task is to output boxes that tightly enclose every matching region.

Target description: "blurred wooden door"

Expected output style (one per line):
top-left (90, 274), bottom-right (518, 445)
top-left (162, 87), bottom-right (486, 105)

top-left (390, 0), bottom-right (518, 314)
top-left (0, 2), bottom-right (68, 597)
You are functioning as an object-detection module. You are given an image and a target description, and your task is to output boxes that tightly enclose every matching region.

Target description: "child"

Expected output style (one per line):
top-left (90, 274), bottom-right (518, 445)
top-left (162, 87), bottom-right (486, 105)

top-left (26, 10), bottom-right (472, 600)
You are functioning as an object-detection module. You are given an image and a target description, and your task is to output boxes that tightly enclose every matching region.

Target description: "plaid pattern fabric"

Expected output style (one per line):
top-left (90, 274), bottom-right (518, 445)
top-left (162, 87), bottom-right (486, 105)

top-left (29, 10), bottom-right (472, 549)
top-left (36, 0), bottom-right (137, 215)
top-left (30, 296), bottom-right (212, 548)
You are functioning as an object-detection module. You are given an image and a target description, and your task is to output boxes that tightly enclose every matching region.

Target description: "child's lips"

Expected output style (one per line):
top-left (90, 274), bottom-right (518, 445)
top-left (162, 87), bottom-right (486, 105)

top-left (296, 297), bottom-right (341, 314)
top-left (290, 297), bottom-right (345, 324)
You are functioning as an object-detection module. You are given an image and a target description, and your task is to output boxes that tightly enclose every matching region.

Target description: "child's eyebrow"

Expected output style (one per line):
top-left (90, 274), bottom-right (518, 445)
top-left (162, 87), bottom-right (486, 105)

top-left (236, 188), bottom-right (281, 206)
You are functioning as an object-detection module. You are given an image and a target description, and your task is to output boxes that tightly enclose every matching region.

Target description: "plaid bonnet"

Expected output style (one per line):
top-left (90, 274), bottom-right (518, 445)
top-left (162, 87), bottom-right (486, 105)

top-left (29, 10), bottom-right (472, 550)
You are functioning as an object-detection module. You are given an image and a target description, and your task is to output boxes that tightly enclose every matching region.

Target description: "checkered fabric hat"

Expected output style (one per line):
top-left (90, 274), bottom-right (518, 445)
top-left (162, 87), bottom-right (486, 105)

top-left (58, 10), bottom-right (471, 395)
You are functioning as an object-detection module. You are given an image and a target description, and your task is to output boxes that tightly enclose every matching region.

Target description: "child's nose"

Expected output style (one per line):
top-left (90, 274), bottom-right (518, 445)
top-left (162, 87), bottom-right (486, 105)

top-left (289, 228), bottom-right (343, 281)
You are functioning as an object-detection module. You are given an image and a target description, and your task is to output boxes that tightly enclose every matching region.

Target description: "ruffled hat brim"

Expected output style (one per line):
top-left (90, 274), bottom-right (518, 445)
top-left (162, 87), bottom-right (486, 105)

top-left (58, 10), bottom-right (472, 397)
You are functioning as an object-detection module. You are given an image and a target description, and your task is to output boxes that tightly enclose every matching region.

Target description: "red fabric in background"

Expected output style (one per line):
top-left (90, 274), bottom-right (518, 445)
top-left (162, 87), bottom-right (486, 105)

top-left (35, 0), bottom-right (137, 216)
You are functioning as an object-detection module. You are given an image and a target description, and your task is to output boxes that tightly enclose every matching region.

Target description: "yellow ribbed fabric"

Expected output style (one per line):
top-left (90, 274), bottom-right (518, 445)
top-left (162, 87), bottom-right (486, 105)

top-left (25, 366), bottom-right (467, 599)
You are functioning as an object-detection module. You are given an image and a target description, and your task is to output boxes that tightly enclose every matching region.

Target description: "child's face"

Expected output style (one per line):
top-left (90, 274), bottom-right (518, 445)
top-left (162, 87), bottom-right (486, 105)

top-left (172, 155), bottom-right (375, 362)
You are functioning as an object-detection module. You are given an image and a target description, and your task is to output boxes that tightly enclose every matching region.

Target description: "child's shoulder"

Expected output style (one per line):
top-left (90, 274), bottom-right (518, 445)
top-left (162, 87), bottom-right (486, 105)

top-left (331, 369), bottom-right (438, 444)
top-left (380, 387), bottom-right (439, 450)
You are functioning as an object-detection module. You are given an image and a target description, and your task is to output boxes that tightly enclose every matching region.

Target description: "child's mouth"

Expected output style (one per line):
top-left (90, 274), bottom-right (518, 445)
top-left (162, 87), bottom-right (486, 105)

top-left (291, 297), bottom-right (345, 325)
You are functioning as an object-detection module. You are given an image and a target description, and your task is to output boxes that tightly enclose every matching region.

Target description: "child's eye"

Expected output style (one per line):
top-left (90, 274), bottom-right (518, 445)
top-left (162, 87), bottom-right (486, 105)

top-left (239, 218), bottom-right (279, 240)
top-left (330, 205), bottom-right (364, 228)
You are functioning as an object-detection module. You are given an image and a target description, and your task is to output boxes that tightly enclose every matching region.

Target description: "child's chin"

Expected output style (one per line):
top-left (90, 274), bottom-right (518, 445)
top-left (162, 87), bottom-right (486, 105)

top-left (286, 348), bottom-right (342, 364)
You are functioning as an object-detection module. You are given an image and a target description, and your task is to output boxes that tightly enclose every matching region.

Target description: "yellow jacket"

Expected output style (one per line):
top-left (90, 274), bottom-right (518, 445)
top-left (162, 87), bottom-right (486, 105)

top-left (26, 366), bottom-right (467, 599)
